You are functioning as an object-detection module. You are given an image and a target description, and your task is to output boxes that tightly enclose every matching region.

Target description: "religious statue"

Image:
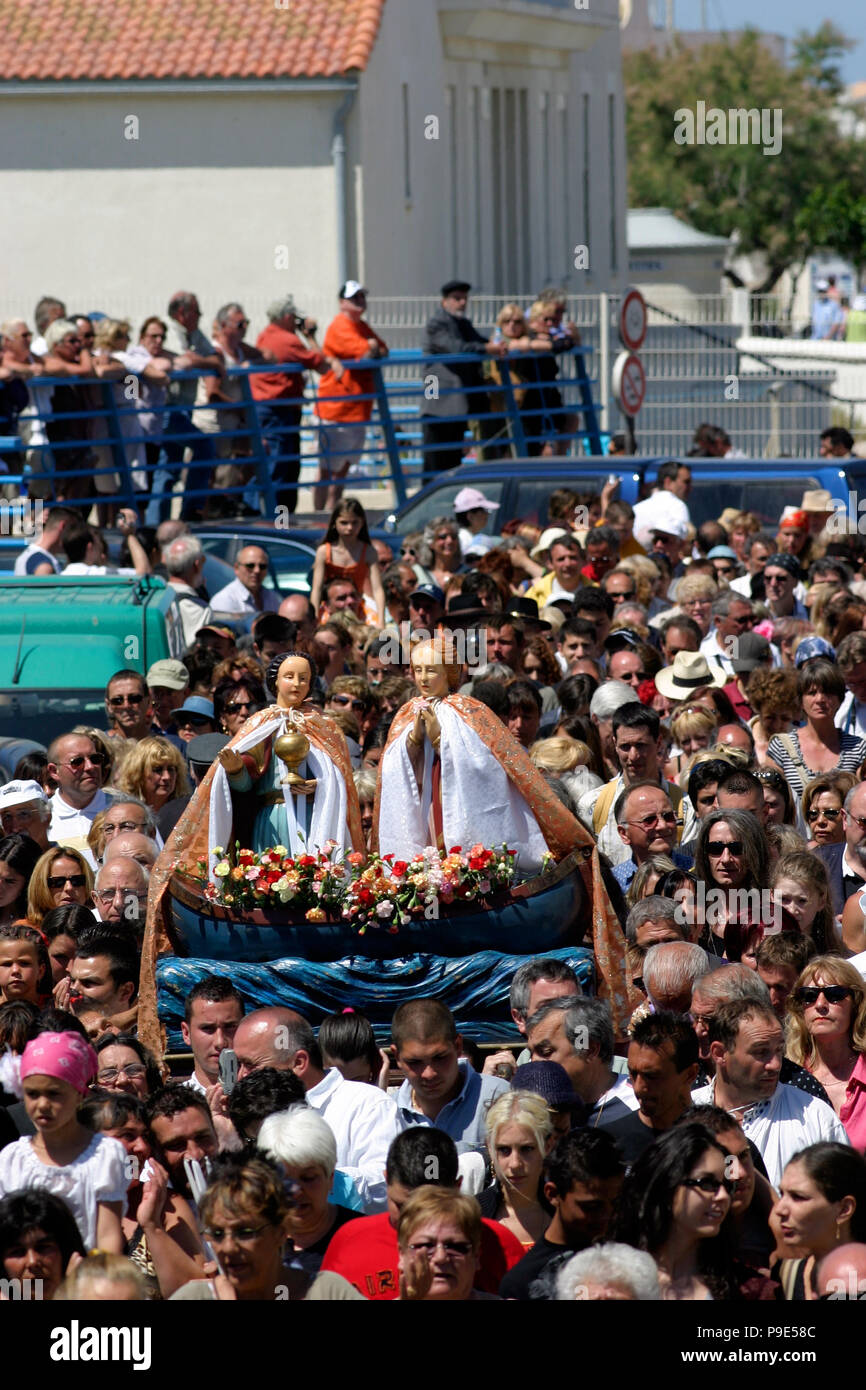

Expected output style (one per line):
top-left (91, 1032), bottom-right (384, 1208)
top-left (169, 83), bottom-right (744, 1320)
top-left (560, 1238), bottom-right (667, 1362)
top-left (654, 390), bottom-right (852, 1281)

top-left (207, 650), bottom-right (364, 869)
top-left (373, 638), bottom-right (580, 875)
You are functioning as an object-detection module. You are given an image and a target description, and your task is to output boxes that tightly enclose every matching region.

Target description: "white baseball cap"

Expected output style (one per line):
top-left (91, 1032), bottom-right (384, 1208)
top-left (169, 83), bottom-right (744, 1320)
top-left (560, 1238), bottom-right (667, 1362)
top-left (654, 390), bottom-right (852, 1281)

top-left (0, 779), bottom-right (49, 811)
top-left (340, 280), bottom-right (367, 300)
top-left (453, 486), bottom-right (499, 514)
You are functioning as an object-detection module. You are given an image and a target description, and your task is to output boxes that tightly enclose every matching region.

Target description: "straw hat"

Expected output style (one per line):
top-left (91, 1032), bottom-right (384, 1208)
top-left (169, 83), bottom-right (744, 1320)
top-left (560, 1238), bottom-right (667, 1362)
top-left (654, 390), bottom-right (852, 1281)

top-left (655, 651), bottom-right (727, 699)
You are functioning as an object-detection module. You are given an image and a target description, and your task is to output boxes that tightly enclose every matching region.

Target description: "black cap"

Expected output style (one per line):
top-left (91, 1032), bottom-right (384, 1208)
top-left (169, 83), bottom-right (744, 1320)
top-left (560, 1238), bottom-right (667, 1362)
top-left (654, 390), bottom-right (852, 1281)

top-left (187, 732), bottom-right (229, 774)
top-left (441, 279), bottom-right (471, 297)
top-left (505, 595), bottom-right (551, 631)
top-left (444, 592), bottom-right (490, 624)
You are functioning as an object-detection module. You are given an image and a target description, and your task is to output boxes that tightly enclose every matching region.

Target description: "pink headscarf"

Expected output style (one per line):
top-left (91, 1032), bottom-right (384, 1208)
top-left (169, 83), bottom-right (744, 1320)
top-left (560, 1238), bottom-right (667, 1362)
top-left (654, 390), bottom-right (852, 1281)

top-left (20, 1032), bottom-right (98, 1095)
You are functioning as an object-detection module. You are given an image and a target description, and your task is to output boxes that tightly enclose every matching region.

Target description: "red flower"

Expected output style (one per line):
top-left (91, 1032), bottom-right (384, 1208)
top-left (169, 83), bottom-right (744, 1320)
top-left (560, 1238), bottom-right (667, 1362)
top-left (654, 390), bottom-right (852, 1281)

top-left (449, 846), bottom-right (462, 854)
top-left (468, 858), bottom-right (485, 872)
top-left (636, 677), bottom-right (658, 707)
top-left (358, 887), bottom-right (373, 905)
top-left (348, 851), bottom-right (365, 867)
top-left (299, 854), bottom-right (316, 867)
top-left (392, 861), bottom-right (408, 877)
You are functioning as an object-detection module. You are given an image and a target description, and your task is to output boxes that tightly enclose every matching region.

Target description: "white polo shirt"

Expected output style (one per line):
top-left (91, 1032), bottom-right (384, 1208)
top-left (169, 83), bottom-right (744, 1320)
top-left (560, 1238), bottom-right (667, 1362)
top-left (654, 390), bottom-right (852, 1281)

top-left (48, 787), bottom-right (109, 867)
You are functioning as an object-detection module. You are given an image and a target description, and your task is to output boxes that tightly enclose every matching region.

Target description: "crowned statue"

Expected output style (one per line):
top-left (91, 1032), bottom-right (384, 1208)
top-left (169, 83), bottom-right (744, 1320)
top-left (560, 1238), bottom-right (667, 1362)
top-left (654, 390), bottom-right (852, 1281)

top-left (374, 638), bottom-right (580, 875)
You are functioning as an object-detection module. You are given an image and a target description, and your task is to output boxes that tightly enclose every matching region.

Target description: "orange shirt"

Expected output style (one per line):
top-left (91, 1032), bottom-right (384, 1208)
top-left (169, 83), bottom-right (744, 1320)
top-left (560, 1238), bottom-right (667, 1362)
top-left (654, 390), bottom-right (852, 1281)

top-left (317, 313), bottom-right (388, 423)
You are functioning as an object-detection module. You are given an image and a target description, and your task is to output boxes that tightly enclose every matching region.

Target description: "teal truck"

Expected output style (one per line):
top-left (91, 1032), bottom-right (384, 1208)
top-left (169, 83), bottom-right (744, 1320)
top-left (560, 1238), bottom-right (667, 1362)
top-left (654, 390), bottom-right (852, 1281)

top-left (0, 575), bottom-right (185, 749)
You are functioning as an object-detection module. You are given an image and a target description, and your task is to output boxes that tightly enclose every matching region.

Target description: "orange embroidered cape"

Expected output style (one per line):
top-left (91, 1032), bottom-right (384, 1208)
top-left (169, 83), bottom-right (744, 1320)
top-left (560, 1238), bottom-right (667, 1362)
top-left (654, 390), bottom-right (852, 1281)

top-left (371, 694), bottom-right (641, 1035)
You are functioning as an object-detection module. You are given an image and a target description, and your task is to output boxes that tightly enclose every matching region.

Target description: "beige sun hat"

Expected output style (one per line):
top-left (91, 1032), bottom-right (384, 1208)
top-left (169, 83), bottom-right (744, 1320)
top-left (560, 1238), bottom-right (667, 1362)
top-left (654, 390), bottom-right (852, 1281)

top-left (655, 650), bottom-right (727, 700)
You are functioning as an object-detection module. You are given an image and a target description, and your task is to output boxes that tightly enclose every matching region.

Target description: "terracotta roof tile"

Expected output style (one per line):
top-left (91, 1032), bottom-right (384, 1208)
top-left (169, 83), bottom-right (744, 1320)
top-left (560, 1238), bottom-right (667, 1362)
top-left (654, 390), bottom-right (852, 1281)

top-left (0, 0), bottom-right (385, 80)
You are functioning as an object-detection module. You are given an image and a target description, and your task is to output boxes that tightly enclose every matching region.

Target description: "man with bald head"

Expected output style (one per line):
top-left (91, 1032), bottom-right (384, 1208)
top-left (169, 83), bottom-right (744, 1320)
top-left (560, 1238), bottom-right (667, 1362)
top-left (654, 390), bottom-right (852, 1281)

top-left (47, 732), bottom-right (109, 862)
top-left (103, 831), bottom-right (159, 870)
top-left (816, 1243), bottom-right (866, 1300)
top-left (92, 857), bottom-right (149, 933)
top-left (233, 1007), bottom-right (403, 1211)
top-left (278, 593), bottom-right (316, 641)
top-left (210, 545), bottom-right (281, 615)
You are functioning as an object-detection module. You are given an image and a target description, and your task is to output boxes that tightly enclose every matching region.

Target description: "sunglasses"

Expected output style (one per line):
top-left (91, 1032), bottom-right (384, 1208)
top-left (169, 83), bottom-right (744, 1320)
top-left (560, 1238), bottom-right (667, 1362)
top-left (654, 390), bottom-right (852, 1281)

top-left (400, 547), bottom-right (417, 557)
top-left (627, 813), bottom-right (679, 828)
top-left (177, 713), bottom-right (212, 726)
top-left (794, 985), bottom-right (853, 1006)
top-left (406, 1239), bottom-right (474, 1258)
top-left (807, 806), bottom-right (841, 822)
top-left (764, 574), bottom-right (789, 586)
top-left (239, 562), bottom-right (268, 571)
top-left (706, 840), bottom-right (743, 856)
top-left (756, 770), bottom-right (784, 787)
top-left (48, 874), bottom-right (87, 889)
top-left (681, 1176), bottom-right (735, 1196)
top-left (203, 1226), bottom-right (269, 1245)
top-left (224, 700), bottom-right (259, 715)
top-left (108, 694), bottom-right (145, 707)
top-left (330, 694), bottom-right (364, 711)
top-left (62, 753), bottom-right (106, 769)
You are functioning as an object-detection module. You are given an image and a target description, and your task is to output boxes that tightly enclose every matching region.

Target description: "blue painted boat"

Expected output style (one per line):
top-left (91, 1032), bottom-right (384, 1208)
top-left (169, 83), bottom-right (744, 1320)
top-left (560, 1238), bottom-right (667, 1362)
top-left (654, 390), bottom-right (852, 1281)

top-left (165, 848), bottom-right (588, 963)
top-left (158, 850), bottom-right (593, 1037)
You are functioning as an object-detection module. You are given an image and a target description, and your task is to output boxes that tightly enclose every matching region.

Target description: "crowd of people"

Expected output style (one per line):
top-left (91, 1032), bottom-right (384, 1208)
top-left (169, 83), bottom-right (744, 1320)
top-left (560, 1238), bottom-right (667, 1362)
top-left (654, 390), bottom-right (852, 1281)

top-left (6, 460), bottom-right (866, 1306)
top-left (0, 282), bottom-right (586, 520)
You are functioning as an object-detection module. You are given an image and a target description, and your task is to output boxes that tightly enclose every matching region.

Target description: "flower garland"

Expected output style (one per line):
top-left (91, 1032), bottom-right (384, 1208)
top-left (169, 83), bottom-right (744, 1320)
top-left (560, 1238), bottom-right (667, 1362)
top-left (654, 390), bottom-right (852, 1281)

top-left (199, 841), bottom-right (521, 933)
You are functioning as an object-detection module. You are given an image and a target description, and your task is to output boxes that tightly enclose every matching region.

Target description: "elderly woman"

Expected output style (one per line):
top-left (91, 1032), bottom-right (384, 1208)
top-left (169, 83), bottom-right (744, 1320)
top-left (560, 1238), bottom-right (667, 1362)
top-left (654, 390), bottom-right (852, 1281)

top-left (171, 1154), bottom-right (310, 1302)
top-left (786, 958), bottom-right (866, 1141)
top-left (768, 660), bottom-right (866, 799)
top-left (397, 1188), bottom-right (488, 1301)
top-left (477, 1090), bottom-right (554, 1248)
top-left (694, 809), bottom-right (770, 955)
top-left (746, 668), bottom-right (799, 765)
top-left (802, 771), bottom-right (856, 849)
top-left (673, 574), bottom-right (719, 638)
top-left (116, 736), bottom-right (190, 814)
top-left (26, 846), bottom-right (93, 926)
top-left (94, 1032), bottom-right (163, 1100)
top-left (556, 1242), bottom-right (661, 1301)
top-left (257, 1107), bottom-right (360, 1274)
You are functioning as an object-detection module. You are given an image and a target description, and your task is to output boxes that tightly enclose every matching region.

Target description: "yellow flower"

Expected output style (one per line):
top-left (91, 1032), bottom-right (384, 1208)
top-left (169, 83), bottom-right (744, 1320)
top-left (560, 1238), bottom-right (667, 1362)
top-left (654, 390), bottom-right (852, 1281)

top-left (305, 907), bottom-right (327, 923)
top-left (230, 866), bottom-right (244, 882)
top-left (214, 861), bottom-right (231, 878)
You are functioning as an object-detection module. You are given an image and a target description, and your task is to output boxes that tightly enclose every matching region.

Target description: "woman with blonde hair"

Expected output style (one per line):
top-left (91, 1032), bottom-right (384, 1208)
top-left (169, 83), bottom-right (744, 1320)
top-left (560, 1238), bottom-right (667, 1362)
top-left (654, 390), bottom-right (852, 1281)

top-left (665, 706), bottom-right (719, 781)
top-left (770, 851), bottom-right (836, 955)
top-left (26, 845), bottom-right (93, 927)
top-left (396, 1188), bottom-right (485, 1302)
top-left (478, 1090), bottom-right (555, 1247)
top-left (626, 854), bottom-right (678, 909)
top-left (530, 734), bottom-right (602, 804)
top-left (617, 555), bottom-right (656, 608)
top-left (727, 511), bottom-right (763, 564)
top-left (116, 737), bottom-right (190, 814)
top-left (673, 573), bottom-right (719, 638)
top-left (786, 957), bottom-right (866, 1141)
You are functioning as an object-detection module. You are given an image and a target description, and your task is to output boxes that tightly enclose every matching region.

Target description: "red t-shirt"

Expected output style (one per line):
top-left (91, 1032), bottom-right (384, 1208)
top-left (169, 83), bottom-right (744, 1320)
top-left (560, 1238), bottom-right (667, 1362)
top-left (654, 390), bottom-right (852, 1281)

top-left (317, 313), bottom-right (388, 423)
top-left (319, 1211), bottom-right (524, 1300)
top-left (251, 323), bottom-right (326, 401)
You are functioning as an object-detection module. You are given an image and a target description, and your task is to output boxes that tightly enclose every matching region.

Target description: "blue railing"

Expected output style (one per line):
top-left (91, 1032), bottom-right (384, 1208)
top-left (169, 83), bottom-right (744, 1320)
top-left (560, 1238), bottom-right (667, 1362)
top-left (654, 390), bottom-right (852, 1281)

top-left (0, 346), bottom-right (602, 518)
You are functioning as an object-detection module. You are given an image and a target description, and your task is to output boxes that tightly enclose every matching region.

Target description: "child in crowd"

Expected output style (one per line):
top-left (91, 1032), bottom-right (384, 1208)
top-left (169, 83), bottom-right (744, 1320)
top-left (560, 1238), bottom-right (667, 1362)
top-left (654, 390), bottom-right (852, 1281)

top-left (0, 923), bottom-right (52, 1006)
top-left (0, 1031), bottom-right (127, 1251)
top-left (310, 499), bottom-right (385, 626)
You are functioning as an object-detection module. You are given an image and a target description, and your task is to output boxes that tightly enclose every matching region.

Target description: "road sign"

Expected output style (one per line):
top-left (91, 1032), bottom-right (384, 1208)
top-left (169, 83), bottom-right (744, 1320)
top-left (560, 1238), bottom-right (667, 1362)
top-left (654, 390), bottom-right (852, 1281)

top-left (619, 286), bottom-right (648, 352)
top-left (612, 350), bottom-right (646, 416)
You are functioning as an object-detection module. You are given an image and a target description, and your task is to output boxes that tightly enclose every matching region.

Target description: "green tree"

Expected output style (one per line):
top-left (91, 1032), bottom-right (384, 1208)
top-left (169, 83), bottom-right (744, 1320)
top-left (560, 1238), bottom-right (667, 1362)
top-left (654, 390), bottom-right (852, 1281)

top-left (624, 27), bottom-right (857, 293)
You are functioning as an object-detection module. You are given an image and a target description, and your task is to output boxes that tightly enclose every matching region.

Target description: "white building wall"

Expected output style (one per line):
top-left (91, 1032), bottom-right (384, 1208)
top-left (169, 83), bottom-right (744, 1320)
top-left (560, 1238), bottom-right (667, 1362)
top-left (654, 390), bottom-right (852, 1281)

top-left (0, 90), bottom-right (343, 333)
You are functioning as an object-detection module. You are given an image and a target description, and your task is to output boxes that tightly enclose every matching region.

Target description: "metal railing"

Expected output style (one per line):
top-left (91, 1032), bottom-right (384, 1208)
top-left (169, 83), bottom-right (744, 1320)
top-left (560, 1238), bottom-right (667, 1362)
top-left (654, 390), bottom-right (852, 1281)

top-left (0, 346), bottom-right (603, 518)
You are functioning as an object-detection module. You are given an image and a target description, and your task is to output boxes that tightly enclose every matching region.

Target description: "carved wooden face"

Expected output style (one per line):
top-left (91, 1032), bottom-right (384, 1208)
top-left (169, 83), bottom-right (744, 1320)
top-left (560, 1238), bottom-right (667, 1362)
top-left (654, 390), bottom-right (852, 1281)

top-left (411, 642), bottom-right (457, 698)
top-left (275, 656), bottom-right (311, 709)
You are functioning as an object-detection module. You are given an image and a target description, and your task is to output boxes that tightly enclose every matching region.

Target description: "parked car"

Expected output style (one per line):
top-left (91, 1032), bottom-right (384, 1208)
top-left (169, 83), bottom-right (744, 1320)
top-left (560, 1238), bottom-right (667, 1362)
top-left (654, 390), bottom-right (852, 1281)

top-left (192, 525), bottom-right (318, 595)
top-left (383, 458), bottom-right (866, 537)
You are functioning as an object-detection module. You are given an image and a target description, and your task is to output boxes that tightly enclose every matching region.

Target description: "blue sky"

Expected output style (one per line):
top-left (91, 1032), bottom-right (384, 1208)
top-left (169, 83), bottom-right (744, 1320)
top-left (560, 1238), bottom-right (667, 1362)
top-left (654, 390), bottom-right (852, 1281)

top-left (670, 0), bottom-right (865, 85)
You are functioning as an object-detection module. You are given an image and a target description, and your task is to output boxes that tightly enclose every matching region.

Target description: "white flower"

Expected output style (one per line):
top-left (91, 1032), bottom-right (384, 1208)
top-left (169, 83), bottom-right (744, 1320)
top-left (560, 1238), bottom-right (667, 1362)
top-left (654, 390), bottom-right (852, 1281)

top-left (376, 901), bottom-right (395, 919)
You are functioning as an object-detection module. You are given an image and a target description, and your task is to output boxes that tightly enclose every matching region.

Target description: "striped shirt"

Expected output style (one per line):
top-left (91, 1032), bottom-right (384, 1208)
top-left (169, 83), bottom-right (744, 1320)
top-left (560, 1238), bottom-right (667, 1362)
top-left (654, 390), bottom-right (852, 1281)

top-left (766, 730), bottom-right (866, 798)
